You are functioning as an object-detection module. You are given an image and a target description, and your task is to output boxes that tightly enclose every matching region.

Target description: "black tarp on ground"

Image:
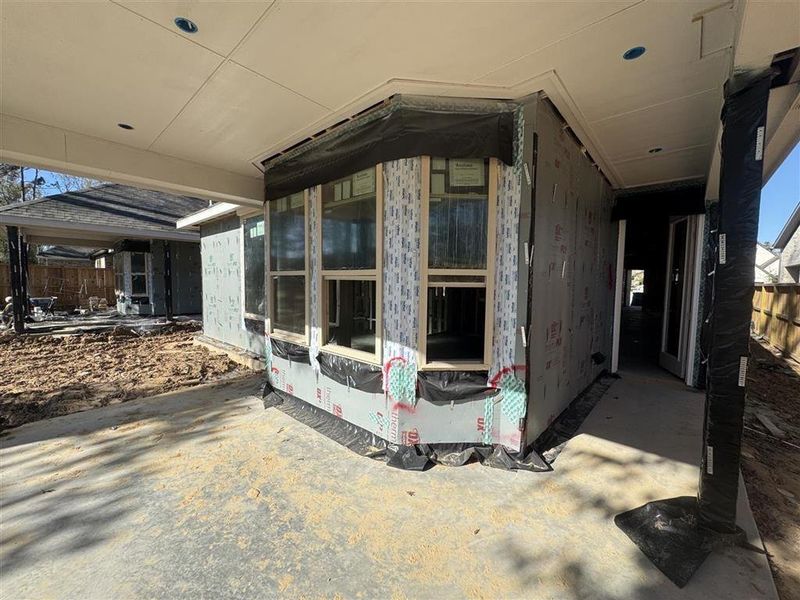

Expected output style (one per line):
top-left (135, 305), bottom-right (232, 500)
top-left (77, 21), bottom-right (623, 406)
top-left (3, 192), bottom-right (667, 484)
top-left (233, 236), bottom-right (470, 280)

top-left (615, 68), bottom-right (774, 587)
top-left (262, 381), bottom-right (550, 472)
top-left (262, 95), bottom-right (517, 201)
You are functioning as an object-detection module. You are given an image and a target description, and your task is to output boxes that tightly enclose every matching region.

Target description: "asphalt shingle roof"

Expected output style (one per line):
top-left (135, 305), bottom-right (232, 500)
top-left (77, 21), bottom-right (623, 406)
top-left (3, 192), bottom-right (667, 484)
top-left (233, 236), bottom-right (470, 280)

top-left (0, 183), bottom-right (210, 235)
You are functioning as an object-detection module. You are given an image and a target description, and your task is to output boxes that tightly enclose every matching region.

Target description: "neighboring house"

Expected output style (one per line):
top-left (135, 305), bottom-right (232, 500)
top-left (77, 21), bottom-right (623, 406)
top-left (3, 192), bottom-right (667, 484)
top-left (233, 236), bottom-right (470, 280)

top-left (754, 242), bottom-right (780, 283)
top-left (0, 184), bottom-right (207, 317)
top-left (774, 202), bottom-right (800, 283)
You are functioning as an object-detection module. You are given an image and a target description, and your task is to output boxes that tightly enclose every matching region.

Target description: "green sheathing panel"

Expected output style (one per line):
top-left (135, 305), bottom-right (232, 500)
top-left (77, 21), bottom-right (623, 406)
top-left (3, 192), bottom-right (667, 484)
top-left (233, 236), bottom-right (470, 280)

top-left (200, 217), bottom-right (264, 357)
top-left (524, 100), bottom-right (617, 446)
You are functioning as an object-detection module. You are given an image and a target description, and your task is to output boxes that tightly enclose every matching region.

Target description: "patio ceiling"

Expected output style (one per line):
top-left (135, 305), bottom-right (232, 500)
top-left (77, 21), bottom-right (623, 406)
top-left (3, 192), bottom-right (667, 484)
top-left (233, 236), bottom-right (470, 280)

top-left (1, 1), bottom-right (798, 205)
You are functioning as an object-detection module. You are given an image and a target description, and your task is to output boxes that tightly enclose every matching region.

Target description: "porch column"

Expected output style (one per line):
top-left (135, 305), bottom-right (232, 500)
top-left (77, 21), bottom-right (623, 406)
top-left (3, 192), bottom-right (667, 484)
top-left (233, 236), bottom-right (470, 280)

top-left (6, 226), bottom-right (26, 333)
top-left (698, 70), bottom-right (773, 531)
top-left (163, 241), bottom-right (173, 321)
top-left (614, 68), bottom-right (774, 588)
top-left (19, 236), bottom-right (29, 316)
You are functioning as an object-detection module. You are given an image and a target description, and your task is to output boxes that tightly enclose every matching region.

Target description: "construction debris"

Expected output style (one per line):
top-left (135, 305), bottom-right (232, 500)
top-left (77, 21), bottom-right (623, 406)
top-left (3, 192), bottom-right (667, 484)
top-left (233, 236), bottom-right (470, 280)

top-left (0, 321), bottom-right (248, 430)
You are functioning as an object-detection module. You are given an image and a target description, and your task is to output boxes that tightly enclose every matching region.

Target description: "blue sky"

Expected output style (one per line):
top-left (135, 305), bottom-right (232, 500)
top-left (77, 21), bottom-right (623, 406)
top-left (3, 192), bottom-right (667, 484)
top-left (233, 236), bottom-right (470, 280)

top-left (760, 142), bottom-right (799, 244)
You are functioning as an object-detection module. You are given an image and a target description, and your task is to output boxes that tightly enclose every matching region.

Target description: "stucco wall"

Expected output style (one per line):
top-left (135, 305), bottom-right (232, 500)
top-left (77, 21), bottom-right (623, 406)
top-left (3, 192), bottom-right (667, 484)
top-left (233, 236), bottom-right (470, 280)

top-left (200, 216), bottom-right (265, 356)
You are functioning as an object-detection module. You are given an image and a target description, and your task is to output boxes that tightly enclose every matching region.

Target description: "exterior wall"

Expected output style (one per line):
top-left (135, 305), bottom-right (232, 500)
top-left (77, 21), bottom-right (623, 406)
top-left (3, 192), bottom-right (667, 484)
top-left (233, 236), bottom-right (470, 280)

top-left (150, 241), bottom-right (202, 315)
top-left (754, 243), bottom-right (779, 283)
top-left (200, 216), bottom-right (265, 356)
top-left (778, 227), bottom-right (800, 283)
top-left (268, 155), bottom-right (527, 450)
top-left (523, 100), bottom-right (617, 444)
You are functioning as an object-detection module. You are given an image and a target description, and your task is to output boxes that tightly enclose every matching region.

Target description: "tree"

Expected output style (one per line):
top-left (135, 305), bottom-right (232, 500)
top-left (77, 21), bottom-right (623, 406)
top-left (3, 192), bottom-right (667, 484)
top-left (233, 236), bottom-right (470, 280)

top-left (1, 163), bottom-right (105, 261)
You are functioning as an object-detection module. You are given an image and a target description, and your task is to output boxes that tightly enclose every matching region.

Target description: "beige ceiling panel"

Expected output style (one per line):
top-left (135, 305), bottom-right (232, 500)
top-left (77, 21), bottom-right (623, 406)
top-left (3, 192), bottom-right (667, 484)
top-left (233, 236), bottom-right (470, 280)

top-left (232, 0), bottom-right (634, 109)
top-left (615, 145), bottom-right (713, 188)
top-left (0, 2), bottom-right (223, 148)
top-left (117, 0), bottom-right (272, 56)
top-left (593, 89), bottom-right (722, 161)
top-left (735, 0), bottom-right (800, 69)
top-left (151, 61), bottom-right (328, 175)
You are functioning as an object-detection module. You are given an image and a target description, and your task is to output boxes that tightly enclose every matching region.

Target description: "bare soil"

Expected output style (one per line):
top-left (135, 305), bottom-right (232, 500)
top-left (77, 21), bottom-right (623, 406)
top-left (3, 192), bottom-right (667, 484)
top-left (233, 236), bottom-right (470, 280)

top-left (743, 338), bottom-right (800, 600)
top-left (0, 323), bottom-right (248, 431)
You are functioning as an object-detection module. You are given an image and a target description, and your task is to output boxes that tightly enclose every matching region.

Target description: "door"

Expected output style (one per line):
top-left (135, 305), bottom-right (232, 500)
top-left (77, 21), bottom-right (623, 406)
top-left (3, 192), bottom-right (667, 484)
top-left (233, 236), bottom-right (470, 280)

top-left (659, 217), bottom-right (694, 377)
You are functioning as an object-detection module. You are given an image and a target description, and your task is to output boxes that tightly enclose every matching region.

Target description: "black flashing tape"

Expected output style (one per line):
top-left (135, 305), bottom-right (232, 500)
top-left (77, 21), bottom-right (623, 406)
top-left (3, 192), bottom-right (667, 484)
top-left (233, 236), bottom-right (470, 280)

top-left (699, 69), bottom-right (774, 533)
top-left (416, 370), bottom-right (498, 404)
top-left (270, 337), bottom-right (310, 364)
top-left (260, 380), bottom-right (549, 472)
top-left (318, 351), bottom-right (384, 394)
top-left (263, 95), bottom-right (516, 201)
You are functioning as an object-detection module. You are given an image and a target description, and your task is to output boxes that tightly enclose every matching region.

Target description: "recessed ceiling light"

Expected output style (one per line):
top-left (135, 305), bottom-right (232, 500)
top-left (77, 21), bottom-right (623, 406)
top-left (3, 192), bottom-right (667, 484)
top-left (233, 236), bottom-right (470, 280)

top-left (623, 46), bottom-right (646, 60)
top-left (648, 147), bottom-right (663, 154)
top-left (117, 123), bottom-right (134, 130)
top-left (174, 17), bottom-right (198, 34)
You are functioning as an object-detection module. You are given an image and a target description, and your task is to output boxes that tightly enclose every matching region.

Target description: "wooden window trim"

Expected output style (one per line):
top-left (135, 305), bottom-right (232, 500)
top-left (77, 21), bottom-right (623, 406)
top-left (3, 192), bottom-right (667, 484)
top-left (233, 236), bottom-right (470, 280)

top-left (417, 156), bottom-right (497, 371)
top-left (317, 165), bottom-right (383, 366)
top-left (265, 189), bottom-right (311, 346)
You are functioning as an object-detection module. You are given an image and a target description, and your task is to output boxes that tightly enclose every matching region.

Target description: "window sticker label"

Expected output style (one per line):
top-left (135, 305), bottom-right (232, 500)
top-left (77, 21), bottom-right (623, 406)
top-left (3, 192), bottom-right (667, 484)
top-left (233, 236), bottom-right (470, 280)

top-left (352, 169), bottom-right (375, 196)
top-left (449, 159), bottom-right (484, 187)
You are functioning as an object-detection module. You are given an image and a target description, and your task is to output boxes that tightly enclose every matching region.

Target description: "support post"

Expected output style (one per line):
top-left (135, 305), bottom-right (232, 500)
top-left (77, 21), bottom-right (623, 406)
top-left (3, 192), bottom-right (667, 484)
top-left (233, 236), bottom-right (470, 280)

top-left (614, 69), bottom-right (774, 587)
top-left (611, 219), bottom-right (626, 373)
top-left (6, 226), bottom-right (26, 333)
top-left (20, 237), bottom-right (29, 316)
top-left (163, 240), bottom-right (173, 322)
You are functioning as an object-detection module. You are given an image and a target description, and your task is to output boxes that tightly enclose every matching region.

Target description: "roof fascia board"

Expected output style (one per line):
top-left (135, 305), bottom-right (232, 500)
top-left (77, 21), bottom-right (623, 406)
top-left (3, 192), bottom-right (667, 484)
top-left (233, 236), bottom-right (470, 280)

top-left (774, 203), bottom-right (800, 248)
top-left (0, 113), bottom-right (262, 207)
top-left (176, 202), bottom-right (240, 229)
top-left (0, 214), bottom-right (199, 242)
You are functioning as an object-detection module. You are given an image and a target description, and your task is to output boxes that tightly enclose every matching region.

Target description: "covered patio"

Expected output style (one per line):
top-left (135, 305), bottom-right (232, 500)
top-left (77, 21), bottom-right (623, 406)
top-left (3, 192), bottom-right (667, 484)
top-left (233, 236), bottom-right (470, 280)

top-left (0, 368), bottom-right (775, 599)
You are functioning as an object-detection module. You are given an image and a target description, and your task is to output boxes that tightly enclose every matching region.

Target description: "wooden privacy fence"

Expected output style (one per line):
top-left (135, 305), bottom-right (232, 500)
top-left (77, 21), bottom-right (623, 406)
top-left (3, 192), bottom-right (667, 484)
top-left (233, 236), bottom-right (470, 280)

top-left (752, 283), bottom-right (800, 363)
top-left (0, 263), bottom-right (116, 310)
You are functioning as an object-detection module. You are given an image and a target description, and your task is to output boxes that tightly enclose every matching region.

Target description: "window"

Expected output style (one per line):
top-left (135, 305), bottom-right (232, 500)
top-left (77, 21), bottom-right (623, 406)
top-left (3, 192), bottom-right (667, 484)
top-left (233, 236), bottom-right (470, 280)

top-left (243, 215), bottom-right (265, 318)
top-left (130, 252), bottom-right (148, 297)
top-left (268, 192), bottom-right (308, 341)
top-left (319, 166), bottom-right (382, 362)
top-left (419, 157), bottom-right (496, 369)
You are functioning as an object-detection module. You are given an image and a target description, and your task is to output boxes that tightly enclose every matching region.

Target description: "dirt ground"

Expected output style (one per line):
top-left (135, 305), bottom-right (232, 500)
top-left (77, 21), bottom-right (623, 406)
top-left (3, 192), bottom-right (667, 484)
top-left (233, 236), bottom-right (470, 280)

top-left (743, 338), bottom-right (800, 600)
top-left (0, 323), bottom-right (249, 431)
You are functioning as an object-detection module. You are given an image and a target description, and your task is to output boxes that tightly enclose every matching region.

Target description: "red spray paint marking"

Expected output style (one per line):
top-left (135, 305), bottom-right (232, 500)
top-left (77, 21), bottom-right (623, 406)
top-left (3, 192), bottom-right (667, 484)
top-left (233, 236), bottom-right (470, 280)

top-left (390, 402), bottom-right (416, 414)
top-left (489, 364), bottom-right (527, 388)
top-left (477, 416), bottom-right (485, 432)
top-left (401, 429), bottom-right (420, 445)
top-left (333, 404), bottom-right (342, 418)
top-left (382, 355), bottom-right (407, 398)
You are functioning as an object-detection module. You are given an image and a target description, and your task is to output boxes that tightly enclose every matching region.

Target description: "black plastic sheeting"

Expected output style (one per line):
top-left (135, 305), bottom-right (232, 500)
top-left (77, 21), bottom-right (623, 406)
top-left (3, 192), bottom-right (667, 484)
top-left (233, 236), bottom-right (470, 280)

top-left (262, 95), bottom-right (517, 201)
top-left (317, 351), bottom-right (383, 394)
top-left (416, 370), bottom-right (498, 404)
top-left (244, 317), bottom-right (265, 337)
top-left (614, 69), bottom-right (774, 588)
top-left (698, 69), bottom-right (773, 532)
top-left (262, 381), bottom-right (550, 472)
top-left (113, 239), bottom-right (151, 253)
top-left (270, 337), bottom-right (310, 364)
top-left (534, 373), bottom-right (617, 463)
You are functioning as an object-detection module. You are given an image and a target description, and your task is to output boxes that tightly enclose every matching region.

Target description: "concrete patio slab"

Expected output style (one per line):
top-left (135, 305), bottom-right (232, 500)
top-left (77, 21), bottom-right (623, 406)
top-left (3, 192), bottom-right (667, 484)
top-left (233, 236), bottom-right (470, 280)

top-left (0, 370), bottom-right (776, 599)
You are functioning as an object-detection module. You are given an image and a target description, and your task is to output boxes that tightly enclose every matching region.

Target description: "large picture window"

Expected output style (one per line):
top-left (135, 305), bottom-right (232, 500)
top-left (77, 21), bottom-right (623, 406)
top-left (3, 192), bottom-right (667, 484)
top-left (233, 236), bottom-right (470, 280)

top-left (419, 157), bottom-right (496, 369)
top-left (268, 192), bottom-right (308, 341)
top-left (243, 215), bottom-right (265, 318)
top-left (319, 166), bottom-right (382, 363)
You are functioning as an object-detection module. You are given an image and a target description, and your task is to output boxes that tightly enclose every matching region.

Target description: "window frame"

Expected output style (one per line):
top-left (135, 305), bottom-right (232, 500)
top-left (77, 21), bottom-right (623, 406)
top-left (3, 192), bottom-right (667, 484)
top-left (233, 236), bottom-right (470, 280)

top-left (264, 190), bottom-right (311, 346)
top-left (241, 211), bottom-right (266, 321)
top-left (129, 251), bottom-right (150, 298)
top-left (418, 156), bottom-right (497, 371)
top-left (318, 164), bottom-right (384, 365)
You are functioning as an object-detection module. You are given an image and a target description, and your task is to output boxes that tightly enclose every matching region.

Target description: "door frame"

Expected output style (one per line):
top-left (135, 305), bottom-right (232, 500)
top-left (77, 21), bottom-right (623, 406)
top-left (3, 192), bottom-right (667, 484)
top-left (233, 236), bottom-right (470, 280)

top-left (659, 215), bottom-right (699, 378)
